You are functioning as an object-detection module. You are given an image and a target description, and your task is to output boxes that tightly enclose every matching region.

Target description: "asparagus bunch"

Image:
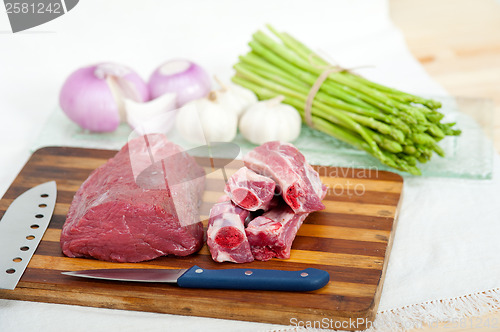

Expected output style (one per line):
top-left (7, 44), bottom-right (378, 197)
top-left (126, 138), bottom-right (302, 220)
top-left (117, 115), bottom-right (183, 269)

top-left (231, 25), bottom-right (461, 175)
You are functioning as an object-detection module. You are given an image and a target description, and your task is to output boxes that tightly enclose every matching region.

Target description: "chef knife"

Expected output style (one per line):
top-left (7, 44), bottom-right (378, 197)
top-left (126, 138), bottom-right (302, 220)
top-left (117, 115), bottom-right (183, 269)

top-left (0, 181), bottom-right (57, 290)
top-left (62, 266), bottom-right (330, 291)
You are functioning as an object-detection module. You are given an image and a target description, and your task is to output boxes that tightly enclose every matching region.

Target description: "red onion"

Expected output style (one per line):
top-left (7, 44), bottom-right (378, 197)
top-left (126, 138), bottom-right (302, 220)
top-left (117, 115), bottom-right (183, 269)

top-left (59, 63), bottom-right (149, 132)
top-left (148, 59), bottom-right (211, 107)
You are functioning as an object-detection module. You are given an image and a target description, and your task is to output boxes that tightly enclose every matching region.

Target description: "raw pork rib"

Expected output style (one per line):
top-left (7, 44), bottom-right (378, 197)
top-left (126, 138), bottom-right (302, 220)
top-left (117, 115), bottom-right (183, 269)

top-left (224, 167), bottom-right (276, 211)
top-left (207, 200), bottom-right (253, 263)
top-left (60, 134), bottom-right (205, 262)
top-left (243, 141), bottom-right (327, 213)
top-left (245, 203), bottom-right (309, 261)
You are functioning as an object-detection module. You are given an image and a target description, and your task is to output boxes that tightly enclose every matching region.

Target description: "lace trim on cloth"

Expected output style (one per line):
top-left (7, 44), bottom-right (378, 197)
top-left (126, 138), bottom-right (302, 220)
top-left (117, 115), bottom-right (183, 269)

top-left (268, 287), bottom-right (500, 332)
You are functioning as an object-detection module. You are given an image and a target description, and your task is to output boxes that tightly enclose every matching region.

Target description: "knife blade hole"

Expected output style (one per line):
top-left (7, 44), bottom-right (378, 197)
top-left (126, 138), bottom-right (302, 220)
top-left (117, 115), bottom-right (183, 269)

top-left (31, 224), bottom-right (39, 229)
top-left (35, 214), bottom-right (44, 219)
top-left (41, 194), bottom-right (49, 198)
top-left (20, 246), bottom-right (29, 251)
top-left (13, 257), bottom-right (22, 263)
top-left (6, 269), bottom-right (15, 274)
top-left (39, 204), bottom-right (47, 208)
top-left (26, 235), bottom-right (35, 240)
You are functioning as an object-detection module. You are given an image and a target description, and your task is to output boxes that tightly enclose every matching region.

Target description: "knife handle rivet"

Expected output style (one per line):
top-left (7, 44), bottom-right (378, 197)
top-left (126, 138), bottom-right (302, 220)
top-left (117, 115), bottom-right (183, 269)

top-left (195, 268), bottom-right (204, 274)
top-left (300, 272), bottom-right (309, 277)
top-left (244, 270), bottom-right (253, 276)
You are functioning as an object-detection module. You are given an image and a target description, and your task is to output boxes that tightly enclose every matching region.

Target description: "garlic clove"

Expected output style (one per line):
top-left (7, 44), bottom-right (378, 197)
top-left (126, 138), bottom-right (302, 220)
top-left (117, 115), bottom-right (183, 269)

top-left (99, 63), bottom-right (148, 123)
top-left (176, 98), bottom-right (238, 145)
top-left (124, 92), bottom-right (177, 135)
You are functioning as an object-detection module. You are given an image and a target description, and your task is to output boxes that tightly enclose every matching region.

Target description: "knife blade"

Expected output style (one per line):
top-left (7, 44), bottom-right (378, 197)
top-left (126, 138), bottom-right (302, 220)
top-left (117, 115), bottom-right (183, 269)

top-left (62, 265), bottom-right (330, 292)
top-left (0, 181), bottom-right (57, 290)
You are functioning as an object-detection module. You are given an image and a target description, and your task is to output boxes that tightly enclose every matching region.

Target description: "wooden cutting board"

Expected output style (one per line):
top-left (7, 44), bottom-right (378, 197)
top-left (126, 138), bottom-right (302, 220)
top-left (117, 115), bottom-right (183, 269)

top-left (0, 146), bottom-right (403, 330)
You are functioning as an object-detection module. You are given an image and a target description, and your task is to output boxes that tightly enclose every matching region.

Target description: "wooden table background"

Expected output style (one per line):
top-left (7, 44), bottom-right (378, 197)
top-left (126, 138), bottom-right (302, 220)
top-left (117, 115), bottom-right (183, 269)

top-left (391, 0), bottom-right (500, 152)
top-left (390, 0), bottom-right (500, 331)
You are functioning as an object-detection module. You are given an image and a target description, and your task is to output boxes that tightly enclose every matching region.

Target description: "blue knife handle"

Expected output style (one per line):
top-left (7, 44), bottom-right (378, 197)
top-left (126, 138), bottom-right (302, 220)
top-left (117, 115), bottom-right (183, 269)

top-left (176, 265), bottom-right (329, 292)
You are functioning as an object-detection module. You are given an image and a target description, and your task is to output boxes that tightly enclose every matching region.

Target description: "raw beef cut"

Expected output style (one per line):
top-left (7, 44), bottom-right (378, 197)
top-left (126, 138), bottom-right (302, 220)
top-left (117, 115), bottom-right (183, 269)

top-left (245, 203), bottom-right (308, 261)
top-left (207, 200), bottom-right (253, 263)
top-left (60, 134), bottom-right (205, 263)
top-left (243, 141), bottom-right (327, 213)
top-left (224, 167), bottom-right (276, 211)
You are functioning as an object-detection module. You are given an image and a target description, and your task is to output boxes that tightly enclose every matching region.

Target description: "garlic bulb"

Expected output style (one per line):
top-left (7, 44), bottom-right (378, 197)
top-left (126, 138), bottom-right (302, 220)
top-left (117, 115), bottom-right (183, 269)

top-left (213, 82), bottom-right (257, 118)
top-left (239, 96), bottom-right (302, 145)
top-left (175, 97), bottom-right (238, 145)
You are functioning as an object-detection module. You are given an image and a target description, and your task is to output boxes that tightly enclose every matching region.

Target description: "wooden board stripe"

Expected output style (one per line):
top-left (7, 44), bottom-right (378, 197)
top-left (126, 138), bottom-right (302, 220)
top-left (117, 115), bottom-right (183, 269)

top-left (2, 198), bottom-right (397, 226)
top-left (2, 191), bottom-right (399, 219)
top-left (4, 176), bottom-right (403, 205)
top-left (30, 208), bottom-right (395, 234)
top-left (297, 224), bottom-right (390, 243)
top-left (31, 154), bottom-right (108, 170)
top-left (305, 213), bottom-right (394, 230)
top-left (39, 229), bottom-right (386, 269)
top-left (321, 177), bottom-right (403, 194)
top-left (25, 210), bottom-right (396, 235)
top-left (42, 220), bottom-right (390, 247)
top-left (32, 240), bottom-right (384, 286)
top-left (1, 196), bottom-right (397, 232)
top-left (31, 146), bottom-right (116, 158)
top-left (29, 150), bottom-right (402, 181)
top-left (36, 233), bottom-right (386, 261)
